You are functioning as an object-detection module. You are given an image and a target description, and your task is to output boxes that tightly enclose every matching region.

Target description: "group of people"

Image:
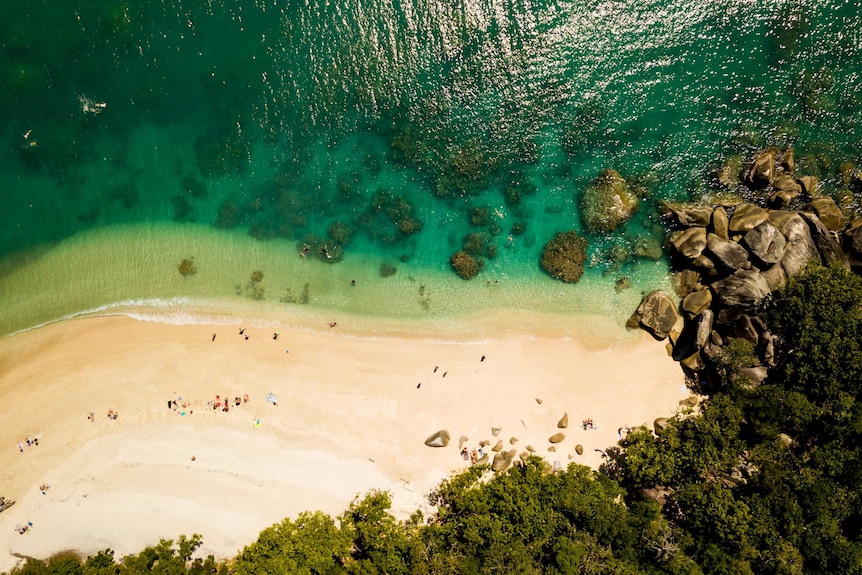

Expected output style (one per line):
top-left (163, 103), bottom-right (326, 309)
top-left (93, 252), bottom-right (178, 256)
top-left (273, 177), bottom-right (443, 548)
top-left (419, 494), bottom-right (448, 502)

top-left (207, 393), bottom-right (249, 413)
top-left (14, 521), bottom-right (32, 535)
top-left (460, 440), bottom-right (490, 464)
top-left (581, 418), bottom-right (597, 430)
top-left (16, 435), bottom-right (40, 452)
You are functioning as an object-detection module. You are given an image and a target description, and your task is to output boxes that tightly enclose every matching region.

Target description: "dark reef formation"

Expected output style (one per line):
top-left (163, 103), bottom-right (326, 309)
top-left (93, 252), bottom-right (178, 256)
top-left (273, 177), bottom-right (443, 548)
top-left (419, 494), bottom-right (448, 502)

top-left (540, 230), bottom-right (589, 283)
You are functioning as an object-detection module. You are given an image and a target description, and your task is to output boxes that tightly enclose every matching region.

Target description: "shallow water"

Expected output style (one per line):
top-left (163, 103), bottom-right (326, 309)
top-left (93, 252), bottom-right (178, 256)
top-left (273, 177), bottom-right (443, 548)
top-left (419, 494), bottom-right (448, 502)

top-left (1, 0), bottom-right (861, 334)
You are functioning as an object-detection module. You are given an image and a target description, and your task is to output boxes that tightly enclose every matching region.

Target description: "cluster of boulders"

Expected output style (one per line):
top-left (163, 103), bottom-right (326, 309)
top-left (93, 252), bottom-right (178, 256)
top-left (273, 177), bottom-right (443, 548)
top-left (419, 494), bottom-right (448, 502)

top-left (629, 147), bottom-right (862, 389)
top-left (424, 411), bottom-right (580, 473)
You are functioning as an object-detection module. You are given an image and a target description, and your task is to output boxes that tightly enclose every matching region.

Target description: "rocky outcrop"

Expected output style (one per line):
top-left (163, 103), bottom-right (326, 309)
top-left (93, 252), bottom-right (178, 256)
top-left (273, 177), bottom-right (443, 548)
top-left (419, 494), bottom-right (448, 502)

top-left (632, 147), bottom-right (855, 391)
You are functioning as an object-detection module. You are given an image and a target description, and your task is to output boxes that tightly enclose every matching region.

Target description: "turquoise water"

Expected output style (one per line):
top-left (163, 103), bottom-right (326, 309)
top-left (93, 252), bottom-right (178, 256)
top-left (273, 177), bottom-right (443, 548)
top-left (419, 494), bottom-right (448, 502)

top-left (1, 0), bottom-right (861, 332)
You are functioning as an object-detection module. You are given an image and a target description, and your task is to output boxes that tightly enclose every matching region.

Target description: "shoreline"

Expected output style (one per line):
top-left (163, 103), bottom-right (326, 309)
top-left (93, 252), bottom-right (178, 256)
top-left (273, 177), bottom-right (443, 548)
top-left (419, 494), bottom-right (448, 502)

top-left (0, 309), bottom-right (689, 571)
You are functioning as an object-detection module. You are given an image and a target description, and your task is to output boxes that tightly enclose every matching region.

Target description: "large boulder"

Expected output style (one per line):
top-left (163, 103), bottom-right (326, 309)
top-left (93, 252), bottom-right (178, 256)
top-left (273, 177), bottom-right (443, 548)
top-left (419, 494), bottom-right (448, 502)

top-left (807, 196), bottom-right (846, 232)
top-left (710, 269), bottom-right (772, 308)
top-left (845, 224), bottom-right (862, 271)
top-left (798, 175), bottom-right (819, 197)
top-left (742, 221), bottom-right (787, 267)
top-left (632, 291), bottom-right (680, 340)
top-left (729, 204), bottom-right (770, 233)
top-left (799, 212), bottom-right (849, 267)
top-left (670, 227), bottom-right (707, 260)
top-left (580, 169), bottom-right (639, 233)
top-left (695, 309), bottom-right (714, 350)
top-left (682, 288), bottom-right (713, 317)
top-left (424, 430), bottom-right (451, 447)
top-left (747, 149), bottom-right (777, 188)
top-left (492, 450), bottom-right (516, 472)
top-left (769, 212), bottom-right (820, 278)
top-left (664, 203), bottom-right (713, 227)
top-left (540, 231), bottom-right (588, 282)
top-left (706, 233), bottom-right (751, 272)
top-left (769, 175), bottom-right (802, 207)
top-left (549, 433), bottom-right (566, 444)
top-left (711, 207), bottom-right (730, 240)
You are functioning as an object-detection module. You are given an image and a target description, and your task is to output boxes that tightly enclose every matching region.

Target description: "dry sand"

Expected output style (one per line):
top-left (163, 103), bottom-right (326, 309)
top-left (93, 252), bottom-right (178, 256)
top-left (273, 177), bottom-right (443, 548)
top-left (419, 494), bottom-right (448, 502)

top-left (0, 312), bottom-right (689, 570)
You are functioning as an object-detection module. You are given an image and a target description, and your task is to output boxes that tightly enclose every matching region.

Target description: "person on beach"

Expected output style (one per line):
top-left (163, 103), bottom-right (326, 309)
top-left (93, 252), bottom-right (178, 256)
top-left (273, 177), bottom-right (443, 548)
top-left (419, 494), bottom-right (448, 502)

top-left (17, 442), bottom-right (24, 453)
top-left (239, 327), bottom-right (245, 335)
top-left (212, 333), bottom-right (217, 341)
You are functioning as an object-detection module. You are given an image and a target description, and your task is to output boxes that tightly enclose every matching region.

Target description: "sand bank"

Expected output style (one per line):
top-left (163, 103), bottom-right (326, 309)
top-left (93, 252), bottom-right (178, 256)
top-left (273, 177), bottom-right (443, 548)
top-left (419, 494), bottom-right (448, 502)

top-left (0, 311), bottom-right (688, 571)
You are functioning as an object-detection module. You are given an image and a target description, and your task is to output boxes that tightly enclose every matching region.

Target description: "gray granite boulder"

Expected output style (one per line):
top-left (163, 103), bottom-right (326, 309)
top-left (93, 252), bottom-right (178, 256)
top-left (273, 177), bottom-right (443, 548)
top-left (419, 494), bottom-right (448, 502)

top-left (770, 212), bottom-right (820, 278)
top-left (492, 450), bottom-right (515, 472)
top-left (706, 233), bottom-right (751, 272)
top-left (729, 314), bottom-right (759, 344)
top-left (425, 430), bottom-right (451, 447)
top-left (632, 291), bottom-right (680, 340)
top-left (710, 269), bottom-right (772, 308)
top-left (800, 212), bottom-right (848, 267)
top-left (695, 309), bottom-right (714, 350)
top-left (845, 224), bottom-right (862, 270)
top-left (743, 221), bottom-right (787, 267)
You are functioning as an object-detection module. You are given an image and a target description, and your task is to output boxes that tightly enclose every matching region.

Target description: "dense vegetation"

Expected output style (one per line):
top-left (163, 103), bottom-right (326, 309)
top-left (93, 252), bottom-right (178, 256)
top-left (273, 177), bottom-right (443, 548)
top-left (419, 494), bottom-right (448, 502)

top-left (7, 263), bottom-right (862, 574)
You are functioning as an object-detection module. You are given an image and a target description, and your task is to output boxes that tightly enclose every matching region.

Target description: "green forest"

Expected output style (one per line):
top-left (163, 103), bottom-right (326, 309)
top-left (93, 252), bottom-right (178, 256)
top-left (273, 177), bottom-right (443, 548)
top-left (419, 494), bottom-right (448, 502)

top-left (7, 262), bottom-right (862, 575)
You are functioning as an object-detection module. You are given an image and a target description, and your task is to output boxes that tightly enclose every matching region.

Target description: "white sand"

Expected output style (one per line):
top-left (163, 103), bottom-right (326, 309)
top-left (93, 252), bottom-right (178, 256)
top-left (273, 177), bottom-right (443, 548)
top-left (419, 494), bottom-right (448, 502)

top-left (0, 313), bottom-right (688, 570)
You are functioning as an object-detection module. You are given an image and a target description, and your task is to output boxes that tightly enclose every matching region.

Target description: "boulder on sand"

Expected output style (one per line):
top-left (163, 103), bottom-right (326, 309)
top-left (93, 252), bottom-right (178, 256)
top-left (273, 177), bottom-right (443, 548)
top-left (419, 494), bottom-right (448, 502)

top-left (424, 430), bottom-right (451, 447)
top-left (557, 412), bottom-right (569, 428)
top-left (549, 432), bottom-right (566, 444)
top-left (631, 291), bottom-right (679, 340)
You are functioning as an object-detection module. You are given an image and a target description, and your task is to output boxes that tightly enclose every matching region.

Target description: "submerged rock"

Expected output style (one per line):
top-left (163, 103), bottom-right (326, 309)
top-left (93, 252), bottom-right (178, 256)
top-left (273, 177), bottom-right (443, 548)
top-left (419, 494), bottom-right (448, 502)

top-left (580, 169), bottom-right (639, 233)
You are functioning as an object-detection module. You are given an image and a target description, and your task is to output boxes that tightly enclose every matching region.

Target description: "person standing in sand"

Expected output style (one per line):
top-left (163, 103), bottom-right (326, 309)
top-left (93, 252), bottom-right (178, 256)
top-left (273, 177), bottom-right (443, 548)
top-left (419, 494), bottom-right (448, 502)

top-left (211, 333), bottom-right (217, 341)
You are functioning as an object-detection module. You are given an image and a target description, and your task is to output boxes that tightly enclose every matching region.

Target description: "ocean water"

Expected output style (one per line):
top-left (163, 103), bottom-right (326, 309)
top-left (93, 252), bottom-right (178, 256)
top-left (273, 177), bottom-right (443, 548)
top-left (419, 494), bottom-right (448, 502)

top-left (1, 0), bottom-right (861, 336)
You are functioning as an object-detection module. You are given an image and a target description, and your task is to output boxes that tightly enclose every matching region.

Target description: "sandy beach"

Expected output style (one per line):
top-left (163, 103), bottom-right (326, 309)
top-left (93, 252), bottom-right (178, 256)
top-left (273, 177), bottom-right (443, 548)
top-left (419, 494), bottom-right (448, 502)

top-left (0, 312), bottom-right (688, 571)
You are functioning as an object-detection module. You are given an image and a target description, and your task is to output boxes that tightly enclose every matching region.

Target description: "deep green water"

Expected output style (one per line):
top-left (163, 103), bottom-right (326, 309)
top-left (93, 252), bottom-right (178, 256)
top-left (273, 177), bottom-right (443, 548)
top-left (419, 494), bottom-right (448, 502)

top-left (1, 0), bottom-right (861, 332)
